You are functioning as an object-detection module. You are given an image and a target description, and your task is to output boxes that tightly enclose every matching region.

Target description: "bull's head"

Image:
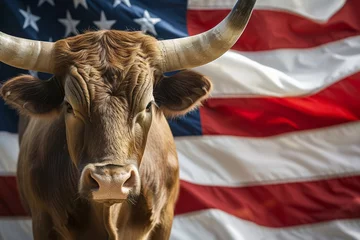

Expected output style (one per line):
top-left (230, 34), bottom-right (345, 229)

top-left (0, 0), bottom-right (255, 204)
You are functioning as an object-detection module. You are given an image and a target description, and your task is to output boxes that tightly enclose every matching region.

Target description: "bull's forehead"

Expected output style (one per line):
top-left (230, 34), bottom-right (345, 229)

top-left (55, 30), bottom-right (159, 114)
top-left (64, 64), bottom-right (154, 116)
top-left (53, 30), bottom-right (162, 84)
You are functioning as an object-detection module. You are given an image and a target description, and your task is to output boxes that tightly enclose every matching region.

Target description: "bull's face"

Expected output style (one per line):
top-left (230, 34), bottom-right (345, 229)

top-left (1, 31), bottom-right (213, 204)
top-left (0, 0), bottom-right (256, 204)
top-left (64, 64), bottom-right (155, 204)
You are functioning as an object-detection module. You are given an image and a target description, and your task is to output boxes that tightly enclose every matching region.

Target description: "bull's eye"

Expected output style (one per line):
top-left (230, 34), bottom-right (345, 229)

top-left (145, 101), bottom-right (152, 112)
top-left (65, 102), bottom-right (73, 113)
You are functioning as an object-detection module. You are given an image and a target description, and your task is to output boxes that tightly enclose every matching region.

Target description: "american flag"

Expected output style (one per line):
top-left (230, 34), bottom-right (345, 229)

top-left (1, 0), bottom-right (360, 239)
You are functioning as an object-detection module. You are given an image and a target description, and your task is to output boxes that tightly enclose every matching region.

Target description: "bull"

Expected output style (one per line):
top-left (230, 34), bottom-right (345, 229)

top-left (0, 0), bottom-right (256, 239)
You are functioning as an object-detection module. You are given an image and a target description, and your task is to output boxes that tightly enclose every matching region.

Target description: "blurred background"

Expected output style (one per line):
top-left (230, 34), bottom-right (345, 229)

top-left (1, 0), bottom-right (360, 239)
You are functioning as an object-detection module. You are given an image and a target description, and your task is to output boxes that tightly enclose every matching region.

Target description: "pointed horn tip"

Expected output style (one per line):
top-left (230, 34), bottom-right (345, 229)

top-left (228, 0), bottom-right (257, 22)
top-left (157, 0), bottom-right (257, 72)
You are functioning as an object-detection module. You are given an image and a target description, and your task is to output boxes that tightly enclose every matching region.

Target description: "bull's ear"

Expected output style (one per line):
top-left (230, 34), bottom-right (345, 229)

top-left (154, 70), bottom-right (212, 117)
top-left (0, 75), bottom-right (64, 117)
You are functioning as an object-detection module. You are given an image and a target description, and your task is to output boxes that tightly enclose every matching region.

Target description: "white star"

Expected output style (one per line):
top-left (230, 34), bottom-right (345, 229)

top-left (94, 11), bottom-right (116, 30)
top-left (58, 11), bottom-right (80, 37)
top-left (134, 10), bottom-right (161, 36)
top-left (38, 0), bottom-right (55, 7)
top-left (19, 6), bottom-right (41, 32)
top-left (29, 70), bottom-right (38, 78)
top-left (73, 0), bottom-right (88, 9)
top-left (113, 0), bottom-right (131, 8)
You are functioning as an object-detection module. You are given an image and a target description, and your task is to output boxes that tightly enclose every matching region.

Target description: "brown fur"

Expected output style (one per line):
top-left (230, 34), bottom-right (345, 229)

top-left (0, 29), bottom-right (212, 240)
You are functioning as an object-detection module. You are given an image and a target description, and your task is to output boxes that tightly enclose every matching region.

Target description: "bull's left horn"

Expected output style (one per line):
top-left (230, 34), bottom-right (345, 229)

top-left (157, 0), bottom-right (256, 72)
top-left (0, 31), bottom-right (54, 73)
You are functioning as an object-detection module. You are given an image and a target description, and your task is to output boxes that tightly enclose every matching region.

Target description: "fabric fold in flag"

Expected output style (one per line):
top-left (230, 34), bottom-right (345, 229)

top-left (200, 72), bottom-right (360, 137)
top-left (187, 0), bottom-right (360, 51)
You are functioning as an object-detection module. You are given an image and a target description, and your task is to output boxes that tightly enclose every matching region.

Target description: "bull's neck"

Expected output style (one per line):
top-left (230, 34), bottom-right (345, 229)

top-left (92, 202), bottom-right (150, 240)
top-left (90, 202), bottom-right (122, 240)
top-left (88, 196), bottom-right (156, 240)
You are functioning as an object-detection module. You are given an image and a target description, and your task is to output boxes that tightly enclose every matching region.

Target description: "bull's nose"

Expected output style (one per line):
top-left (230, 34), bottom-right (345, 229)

top-left (84, 164), bottom-right (139, 201)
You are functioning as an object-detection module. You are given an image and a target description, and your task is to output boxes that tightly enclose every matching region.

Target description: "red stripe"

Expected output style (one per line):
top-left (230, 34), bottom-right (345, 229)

top-left (3, 175), bottom-right (360, 228)
top-left (187, 0), bottom-right (360, 51)
top-left (175, 176), bottom-right (360, 227)
top-left (200, 72), bottom-right (360, 137)
top-left (0, 176), bottom-right (27, 217)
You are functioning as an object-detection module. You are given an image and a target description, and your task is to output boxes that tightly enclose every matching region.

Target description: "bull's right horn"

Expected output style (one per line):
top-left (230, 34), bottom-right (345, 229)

top-left (158, 0), bottom-right (256, 73)
top-left (0, 31), bottom-right (54, 73)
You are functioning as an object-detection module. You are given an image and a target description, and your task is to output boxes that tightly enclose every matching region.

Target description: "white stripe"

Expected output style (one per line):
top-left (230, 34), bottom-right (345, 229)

top-left (171, 209), bottom-right (360, 240)
top-left (175, 122), bottom-right (360, 187)
top-left (0, 219), bottom-right (32, 240)
top-left (193, 36), bottom-right (360, 98)
top-left (0, 131), bottom-right (19, 174)
top-left (187, 0), bottom-right (346, 22)
top-left (2, 213), bottom-right (360, 240)
top-left (3, 122), bottom-right (360, 186)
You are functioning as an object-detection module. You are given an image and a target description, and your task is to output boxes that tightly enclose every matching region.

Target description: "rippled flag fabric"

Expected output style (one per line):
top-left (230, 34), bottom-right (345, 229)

top-left (1, 0), bottom-right (360, 239)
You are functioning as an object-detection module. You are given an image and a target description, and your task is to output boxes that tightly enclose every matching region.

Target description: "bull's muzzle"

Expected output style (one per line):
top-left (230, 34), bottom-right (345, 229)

top-left (80, 163), bottom-right (140, 203)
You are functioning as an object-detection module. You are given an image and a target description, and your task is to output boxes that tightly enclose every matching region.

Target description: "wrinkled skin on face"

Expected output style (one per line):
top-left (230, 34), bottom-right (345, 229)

top-left (2, 30), bottom-right (211, 179)
top-left (0, 30), bottom-right (212, 239)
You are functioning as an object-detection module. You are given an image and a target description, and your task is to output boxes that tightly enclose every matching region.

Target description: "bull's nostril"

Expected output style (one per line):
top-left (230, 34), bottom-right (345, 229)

top-left (88, 174), bottom-right (100, 191)
top-left (123, 170), bottom-right (136, 188)
top-left (83, 165), bottom-right (139, 201)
